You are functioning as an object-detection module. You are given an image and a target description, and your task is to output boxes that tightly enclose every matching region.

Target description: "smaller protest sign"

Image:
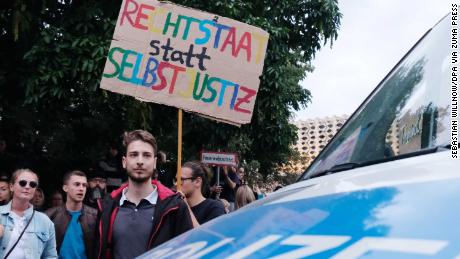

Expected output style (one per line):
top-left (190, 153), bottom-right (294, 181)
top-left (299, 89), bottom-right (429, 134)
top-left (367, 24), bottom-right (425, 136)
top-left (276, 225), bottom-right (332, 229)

top-left (201, 151), bottom-right (238, 166)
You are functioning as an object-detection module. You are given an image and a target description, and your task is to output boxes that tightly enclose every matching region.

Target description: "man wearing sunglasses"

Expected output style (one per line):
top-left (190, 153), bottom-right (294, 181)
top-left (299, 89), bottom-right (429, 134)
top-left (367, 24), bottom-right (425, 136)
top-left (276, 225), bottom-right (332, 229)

top-left (46, 170), bottom-right (97, 259)
top-left (94, 130), bottom-right (193, 259)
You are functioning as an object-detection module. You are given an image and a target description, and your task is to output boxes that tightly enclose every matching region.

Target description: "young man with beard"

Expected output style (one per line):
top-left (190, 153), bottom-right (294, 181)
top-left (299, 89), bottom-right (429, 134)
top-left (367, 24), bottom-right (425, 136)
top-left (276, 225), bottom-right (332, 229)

top-left (180, 161), bottom-right (226, 225)
top-left (46, 170), bottom-right (97, 258)
top-left (95, 130), bottom-right (193, 259)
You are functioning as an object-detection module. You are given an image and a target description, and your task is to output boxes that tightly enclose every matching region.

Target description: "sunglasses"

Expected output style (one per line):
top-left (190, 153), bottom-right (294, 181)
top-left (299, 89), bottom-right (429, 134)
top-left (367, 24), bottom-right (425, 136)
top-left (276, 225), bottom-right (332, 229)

top-left (18, 180), bottom-right (38, 188)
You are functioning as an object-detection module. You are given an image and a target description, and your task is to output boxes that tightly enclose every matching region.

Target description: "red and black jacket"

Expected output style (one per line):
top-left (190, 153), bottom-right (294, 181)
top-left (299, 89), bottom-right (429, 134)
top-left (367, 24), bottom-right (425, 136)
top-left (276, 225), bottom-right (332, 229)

top-left (94, 180), bottom-right (193, 259)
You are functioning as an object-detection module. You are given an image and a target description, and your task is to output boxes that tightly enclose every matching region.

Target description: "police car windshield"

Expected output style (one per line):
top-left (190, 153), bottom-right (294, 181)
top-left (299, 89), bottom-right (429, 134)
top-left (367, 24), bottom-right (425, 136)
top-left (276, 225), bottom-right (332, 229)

top-left (302, 16), bottom-right (451, 180)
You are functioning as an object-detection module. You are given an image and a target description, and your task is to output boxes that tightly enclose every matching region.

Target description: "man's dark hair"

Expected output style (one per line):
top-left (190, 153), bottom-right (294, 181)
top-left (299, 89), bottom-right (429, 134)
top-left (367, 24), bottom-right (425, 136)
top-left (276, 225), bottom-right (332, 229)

top-left (182, 161), bottom-right (210, 195)
top-left (63, 170), bottom-right (86, 185)
top-left (0, 172), bottom-right (9, 183)
top-left (123, 130), bottom-right (157, 155)
top-left (156, 151), bottom-right (167, 163)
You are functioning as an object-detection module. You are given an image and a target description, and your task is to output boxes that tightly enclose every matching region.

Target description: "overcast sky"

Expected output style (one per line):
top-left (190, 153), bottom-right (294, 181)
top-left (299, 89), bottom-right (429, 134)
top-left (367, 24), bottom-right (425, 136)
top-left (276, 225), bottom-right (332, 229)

top-left (294, 0), bottom-right (450, 120)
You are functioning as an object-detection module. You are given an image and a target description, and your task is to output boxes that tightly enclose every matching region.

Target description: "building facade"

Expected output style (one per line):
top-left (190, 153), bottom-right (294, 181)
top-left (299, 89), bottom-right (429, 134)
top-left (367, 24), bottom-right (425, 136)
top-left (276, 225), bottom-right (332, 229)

top-left (293, 115), bottom-right (349, 162)
top-left (292, 115), bottom-right (401, 173)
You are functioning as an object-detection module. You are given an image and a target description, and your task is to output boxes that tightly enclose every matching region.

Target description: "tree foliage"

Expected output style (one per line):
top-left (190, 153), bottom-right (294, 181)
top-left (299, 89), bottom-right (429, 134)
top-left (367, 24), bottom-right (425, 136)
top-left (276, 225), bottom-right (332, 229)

top-left (0, 0), bottom-right (341, 185)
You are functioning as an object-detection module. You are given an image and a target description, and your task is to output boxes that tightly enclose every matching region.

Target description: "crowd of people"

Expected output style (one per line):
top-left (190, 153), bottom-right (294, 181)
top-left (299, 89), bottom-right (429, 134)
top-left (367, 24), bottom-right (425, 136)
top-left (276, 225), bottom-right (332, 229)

top-left (0, 129), bottom-right (268, 258)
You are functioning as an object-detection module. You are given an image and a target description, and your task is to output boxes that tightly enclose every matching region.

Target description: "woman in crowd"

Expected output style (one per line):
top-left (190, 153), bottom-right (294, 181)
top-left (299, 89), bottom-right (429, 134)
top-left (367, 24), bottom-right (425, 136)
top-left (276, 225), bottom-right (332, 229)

top-left (235, 184), bottom-right (256, 210)
top-left (0, 168), bottom-right (57, 258)
top-left (48, 190), bottom-right (64, 208)
top-left (219, 198), bottom-right (230, 213)
top-left (32, 187), bottom-right (46, 211)
top-left (0, 174), bottom-right (11, 206)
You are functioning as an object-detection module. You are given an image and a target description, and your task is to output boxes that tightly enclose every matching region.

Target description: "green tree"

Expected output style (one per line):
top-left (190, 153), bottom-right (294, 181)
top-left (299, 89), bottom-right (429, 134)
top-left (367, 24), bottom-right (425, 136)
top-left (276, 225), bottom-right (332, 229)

top-left (0, 0), bottom-right (341, 186)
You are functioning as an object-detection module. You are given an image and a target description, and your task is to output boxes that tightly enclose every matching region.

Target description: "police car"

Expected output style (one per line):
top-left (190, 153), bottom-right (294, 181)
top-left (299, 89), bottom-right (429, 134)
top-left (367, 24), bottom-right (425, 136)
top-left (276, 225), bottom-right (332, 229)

top-left (139, 14), bottom-right (459, 259)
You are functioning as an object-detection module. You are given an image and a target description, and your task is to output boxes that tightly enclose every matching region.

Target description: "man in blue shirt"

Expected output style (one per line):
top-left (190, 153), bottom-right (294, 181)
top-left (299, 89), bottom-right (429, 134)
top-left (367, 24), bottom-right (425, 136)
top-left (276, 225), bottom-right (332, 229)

top-left (46, 170), bottom-right (98, 258)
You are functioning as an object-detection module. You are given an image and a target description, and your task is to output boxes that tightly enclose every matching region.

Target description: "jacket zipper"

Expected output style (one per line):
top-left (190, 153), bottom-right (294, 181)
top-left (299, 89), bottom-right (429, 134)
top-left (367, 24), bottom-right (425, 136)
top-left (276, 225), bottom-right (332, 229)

top-left (97, 201), bottom-right (119, 259)
top-left (147, 206), bottom-right (179, 248)
top-left (97, 199), bottom-right (103, 259)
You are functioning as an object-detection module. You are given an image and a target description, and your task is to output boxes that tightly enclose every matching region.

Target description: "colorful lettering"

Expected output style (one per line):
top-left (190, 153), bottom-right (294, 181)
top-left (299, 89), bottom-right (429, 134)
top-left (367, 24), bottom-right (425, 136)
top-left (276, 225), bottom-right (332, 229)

top-left (182, 16), bottom-right (200, 40)
top-left (193, 73), bottom-right (209, 100)
top-left (195, 20), bottom-right (213, 45)
top-left (178, 69), bottom-right (196, 98)
top-left (103, 47), bottom-right (123, 78)
top-left (147, 7), bottom-right (166, 33)
top-left (118, 49), bottom-right (141, 83)
top-left (234, 86), bottom-right (256, 114)
top-left (102, 0), bottom-right (269, 123)
top-left (220, 27), bottom-right (237, 55)
top-left (163, 12), bottom-right (182, 38)
top-left (134, 4), bottom-right (155, 30)
top-left (202, 77), bottom-right (219, 103)
top-left (142, 56), bottom-right (159, 87)
top-left (103, 46), bottom-right (258, 114)
top-left (213, 23), bottom-right (231, 49)
top-left (235, 32), bottom-right (252, 62)
top-left (252, 32), bottom-right (269, 64)
top-left (120, 0), bottom-right (138, 27)
top-left (217, 79), bottom-right (238, 107)
top-left (152, 61), bottom-right (186, 94)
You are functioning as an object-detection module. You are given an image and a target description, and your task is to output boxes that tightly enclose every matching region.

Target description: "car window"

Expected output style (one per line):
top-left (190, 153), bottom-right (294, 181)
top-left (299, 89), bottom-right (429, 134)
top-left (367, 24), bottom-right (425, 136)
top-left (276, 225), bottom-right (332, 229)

top-left (302, 16), bottom-right (450, 179)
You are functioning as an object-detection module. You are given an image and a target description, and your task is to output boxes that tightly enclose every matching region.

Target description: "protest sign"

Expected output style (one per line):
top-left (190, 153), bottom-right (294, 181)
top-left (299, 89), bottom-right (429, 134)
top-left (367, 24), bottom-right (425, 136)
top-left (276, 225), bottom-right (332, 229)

top-left (100, 0), bottom-right (269, 125)
top-left (201, 151), bottom-right (238, 166)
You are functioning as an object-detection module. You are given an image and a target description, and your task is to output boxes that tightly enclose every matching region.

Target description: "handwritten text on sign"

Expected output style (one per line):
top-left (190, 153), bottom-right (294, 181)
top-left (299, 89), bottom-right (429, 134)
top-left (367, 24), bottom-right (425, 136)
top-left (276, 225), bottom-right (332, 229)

top-left (100, 0), bottom-right (269, 125)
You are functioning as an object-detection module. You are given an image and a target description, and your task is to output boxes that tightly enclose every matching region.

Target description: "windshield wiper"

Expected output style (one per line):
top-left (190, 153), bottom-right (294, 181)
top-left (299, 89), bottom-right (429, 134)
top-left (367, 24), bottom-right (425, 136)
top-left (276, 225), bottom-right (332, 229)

top-left (305, 144), bottom-right (450, 180)
top-left (437, 144), bottom-right (451, 150)
top-left (311, 162), bottom-right (362, 178)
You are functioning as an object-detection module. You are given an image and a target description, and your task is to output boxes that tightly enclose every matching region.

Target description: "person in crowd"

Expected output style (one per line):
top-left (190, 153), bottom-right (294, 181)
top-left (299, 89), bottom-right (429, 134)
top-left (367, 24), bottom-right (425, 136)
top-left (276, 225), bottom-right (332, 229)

top-left (32, 187), bottom-right (46, 211)
top-left (84, 169), bottom-right (107, 209)
top-left (254, 184), bottom-right (266, 200)
top-left (235, 166), bottom-right (261, 199)
top-left (99, 144), bottom-right (125, 191)
top-left (95, 130), bottom-right (193, 259)
top-left (238, 167), bottom-right (246, 185)
top-left (235, 185), bottom-right (256, 210)
top-left (0, 168), bottom-right (57, 258)
top-left (179, 161), bottom-right (226, 225)
top-left (209, 166), bottom-right (240, 211)
top-left (46, 170), bottom-right (97, 258)
top-left (261, 186), bottom-right (269, 198)
top-left (219, 198), bottom-right (230, 214)
top-left (0, 174), bottom-right (12, 206)
top-left (156, 151), bottom-right (174, 188)
top-left (49, 190), bottom-right (64, 208)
